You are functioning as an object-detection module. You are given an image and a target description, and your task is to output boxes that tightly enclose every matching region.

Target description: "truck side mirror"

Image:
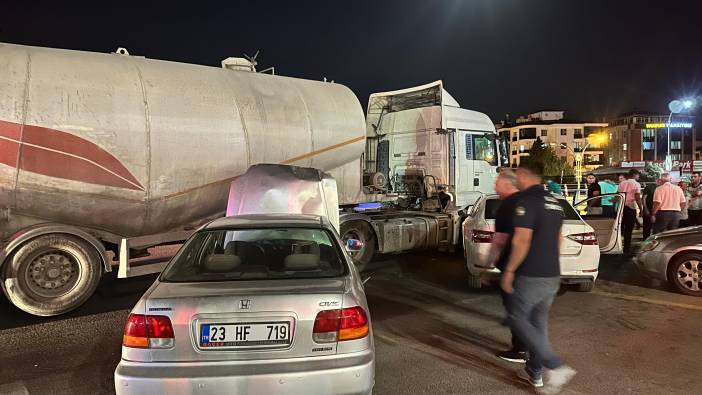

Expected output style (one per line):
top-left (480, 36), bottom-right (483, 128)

top-left (346, 239), bottom-right (364, 251)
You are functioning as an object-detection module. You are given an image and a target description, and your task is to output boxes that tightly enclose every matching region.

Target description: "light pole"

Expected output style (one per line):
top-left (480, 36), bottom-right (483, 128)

top-left (665, 99), bottom-right (695, 171)
top-left (561, 133), bottom-right (608, 204)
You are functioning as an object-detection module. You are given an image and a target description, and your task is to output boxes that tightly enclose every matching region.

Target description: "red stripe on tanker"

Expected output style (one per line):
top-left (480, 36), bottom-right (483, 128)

top-left (0, 119), bottom-right (144, 191)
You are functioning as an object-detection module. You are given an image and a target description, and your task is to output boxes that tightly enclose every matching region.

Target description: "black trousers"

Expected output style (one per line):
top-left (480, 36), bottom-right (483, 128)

top-left (689, 210), bottom-right (702, 226)
top-left (643, 210), bottom-right (653, 239)
top-left (500, 289), bottom-right (527, 352)
top-left (621, 207), bottom-right (637, 253)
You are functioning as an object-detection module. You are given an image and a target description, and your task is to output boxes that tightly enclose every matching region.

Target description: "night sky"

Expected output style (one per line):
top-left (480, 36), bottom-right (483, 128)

top-left (2, 0), bottom-right (701, 122)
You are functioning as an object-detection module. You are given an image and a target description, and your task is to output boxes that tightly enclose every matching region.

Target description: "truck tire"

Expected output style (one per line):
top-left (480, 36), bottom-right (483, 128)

top-left (2, 234), bottom-right (102, 316)
top-left (340, 221), bottom-right (376, 272)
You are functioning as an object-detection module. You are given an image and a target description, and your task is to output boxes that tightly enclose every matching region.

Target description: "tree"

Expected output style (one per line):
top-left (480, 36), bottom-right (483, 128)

top-left (522, 137), bottom-right (574, 177)
top-left (643, 163), bottom-right (663, 181)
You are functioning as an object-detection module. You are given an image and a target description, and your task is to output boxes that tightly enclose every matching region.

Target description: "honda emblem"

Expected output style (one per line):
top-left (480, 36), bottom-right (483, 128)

top-left (239, 299), bottom-right (251, 310)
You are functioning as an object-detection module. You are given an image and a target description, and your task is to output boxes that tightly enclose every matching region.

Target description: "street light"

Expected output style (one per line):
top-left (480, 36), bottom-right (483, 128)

top-left (561, 132), bottom-right (609, 204)
top-left (665, 97), bottom-right (697, 171)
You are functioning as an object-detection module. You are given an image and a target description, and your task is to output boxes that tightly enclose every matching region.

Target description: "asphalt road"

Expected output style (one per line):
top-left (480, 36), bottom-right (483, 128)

top-left (1, 252), bottom-right (701, 395)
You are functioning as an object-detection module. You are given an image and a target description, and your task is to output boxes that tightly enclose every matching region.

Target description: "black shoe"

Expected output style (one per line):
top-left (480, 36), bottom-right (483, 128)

top-left (497, 349), bottom-right (528, 363)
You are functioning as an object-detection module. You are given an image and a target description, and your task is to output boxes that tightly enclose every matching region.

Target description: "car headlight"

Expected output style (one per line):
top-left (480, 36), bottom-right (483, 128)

top-left (640, 239), bottom-right (660, 252)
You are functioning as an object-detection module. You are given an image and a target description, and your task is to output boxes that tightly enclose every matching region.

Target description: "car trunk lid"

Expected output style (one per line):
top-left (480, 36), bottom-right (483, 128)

top-left (143, 277), bottom-right (348, 362)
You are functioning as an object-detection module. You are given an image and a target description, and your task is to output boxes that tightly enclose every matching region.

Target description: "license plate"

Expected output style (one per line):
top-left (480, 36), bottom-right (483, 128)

top-left (200, 322), bottom-right (291, 348)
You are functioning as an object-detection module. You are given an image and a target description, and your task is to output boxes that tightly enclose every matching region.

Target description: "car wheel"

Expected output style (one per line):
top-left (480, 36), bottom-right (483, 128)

top-left (467, 273), bottom-right (482, 289)
top-left (667, 253), bottom-right (702, 297)
top-left (340, 221), bottom-right (376, 272)
top-left (576, 280), bottom-right (595, 292)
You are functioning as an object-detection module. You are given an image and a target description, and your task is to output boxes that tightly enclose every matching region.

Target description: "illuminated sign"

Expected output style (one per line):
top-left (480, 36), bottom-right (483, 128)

top-left (645, 122), bottom-right (693, 129)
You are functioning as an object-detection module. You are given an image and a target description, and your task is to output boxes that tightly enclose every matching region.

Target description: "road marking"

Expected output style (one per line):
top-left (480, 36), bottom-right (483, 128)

top-left (593, 290), bottom-right (702, 311)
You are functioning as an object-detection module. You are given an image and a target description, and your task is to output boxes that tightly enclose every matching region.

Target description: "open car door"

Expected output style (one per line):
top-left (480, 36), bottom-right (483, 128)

top-left (574, 192), bottom-right (625, 254)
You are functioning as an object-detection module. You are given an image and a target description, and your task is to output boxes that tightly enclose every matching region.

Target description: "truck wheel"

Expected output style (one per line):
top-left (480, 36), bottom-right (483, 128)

top-left (2, 234), bottom-right (102, 316)
top-left (667, 253), bottom-right (702, 297)
top-left (340, 221), bottom-right (376, 272)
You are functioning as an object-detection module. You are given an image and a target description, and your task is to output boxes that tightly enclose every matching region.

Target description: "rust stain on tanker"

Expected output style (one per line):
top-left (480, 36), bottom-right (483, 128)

top-left (0, 120), bottom-right (144, 191)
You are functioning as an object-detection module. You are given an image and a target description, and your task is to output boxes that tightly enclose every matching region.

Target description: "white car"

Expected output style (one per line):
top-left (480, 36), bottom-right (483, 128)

top-left (462, 192), bottom-right (624, 292)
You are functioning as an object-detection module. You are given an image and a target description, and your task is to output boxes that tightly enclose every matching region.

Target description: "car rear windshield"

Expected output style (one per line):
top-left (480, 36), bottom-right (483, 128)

top-left (161, 228), bottom-right (346, 282)
top-left (484, 197), bottom-right (580, 220)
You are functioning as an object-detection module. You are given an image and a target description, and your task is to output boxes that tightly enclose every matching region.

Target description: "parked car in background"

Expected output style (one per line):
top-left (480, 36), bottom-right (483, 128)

top-left (635, 226), bottom-right (702, 297)
top-left (114, 214), bottom-right (374, 395)
top-left (462, 193), bottom-right (624, 292)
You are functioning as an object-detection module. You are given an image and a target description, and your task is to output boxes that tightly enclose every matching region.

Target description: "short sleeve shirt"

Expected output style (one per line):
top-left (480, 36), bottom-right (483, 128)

top-left (494, 192), bottom-right (521, 271)
top-left (688, 183), bottom-right (702, 211)
top-left (512, 185), bottom-right (564, 277)
top-left (617, 179), bottom-right (641, 209)
top-left (653, 182), bottom-right (686, 211)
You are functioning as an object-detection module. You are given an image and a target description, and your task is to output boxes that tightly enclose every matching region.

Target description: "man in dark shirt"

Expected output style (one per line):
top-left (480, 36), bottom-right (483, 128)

top-left (585, 173), bottom-right (601, 214)
top-left (487, 169), bottom-right (527, 363)
top-left (501, 162), bottom-right (576, 393)
top-left (642, 179), bottom-right (663, 239)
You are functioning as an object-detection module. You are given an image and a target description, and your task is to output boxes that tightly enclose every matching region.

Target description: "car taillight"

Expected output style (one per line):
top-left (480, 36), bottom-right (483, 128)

top-left (471, 230), bottom-right (494, 243)
top-left (567, 232), bottom-right (598, 245)
top-left (123, 314), bottom-right (175, 349)
top-left (313, 306), bottom-right (369, 343)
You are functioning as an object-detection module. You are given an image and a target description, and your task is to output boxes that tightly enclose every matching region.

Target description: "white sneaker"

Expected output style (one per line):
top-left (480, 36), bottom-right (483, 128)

top-left (539, 365), bottom-right (577, 394)
top-left (517, 368), bottom-right (544, 388)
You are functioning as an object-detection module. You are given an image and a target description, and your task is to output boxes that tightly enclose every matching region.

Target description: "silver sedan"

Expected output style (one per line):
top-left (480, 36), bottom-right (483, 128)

top-left (114, 214), bottom-right (374, 395)
top-left (635, 226), bottom-right (702, 297)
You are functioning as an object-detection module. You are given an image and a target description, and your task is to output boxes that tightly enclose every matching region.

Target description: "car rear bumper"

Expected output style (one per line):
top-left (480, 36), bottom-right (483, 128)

top-left (114, 348), bottom-right (375, 395)
top-left (633, 251), bottom-right (671, 282)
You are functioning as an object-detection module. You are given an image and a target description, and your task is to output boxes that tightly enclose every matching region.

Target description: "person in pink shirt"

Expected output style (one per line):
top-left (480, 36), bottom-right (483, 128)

top-left (651, 173), bottom-right (686, 234)
top-left (617, 169), bottom-right (642, 255)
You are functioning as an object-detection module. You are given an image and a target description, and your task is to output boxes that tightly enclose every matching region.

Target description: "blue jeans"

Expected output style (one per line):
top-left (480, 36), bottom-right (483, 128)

top-left (507, 275), bottom-right (563, 378)
top-left (653, 210), bottom-right (681, 234)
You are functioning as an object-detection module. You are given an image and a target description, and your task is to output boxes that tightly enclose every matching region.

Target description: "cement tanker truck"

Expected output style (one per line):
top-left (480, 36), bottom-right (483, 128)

top-left (0, 43), bottom-right (504, 316)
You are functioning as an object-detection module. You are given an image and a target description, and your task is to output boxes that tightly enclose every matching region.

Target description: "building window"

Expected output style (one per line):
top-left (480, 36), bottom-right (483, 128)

top-left (574, 128), bottom-right (583, 139)
top-left (643, 142), bottom-right (654, 150)
top-left (560, 129), bottom-right (567, 136)
top-left (519, 144), bottom-right (525, 152)
top-left (671, 141), bottom-right (681, 150)
top-left (541, 129), bottom-right (547, 136)
top-left (512, 132), bottom-right (517, 142)
top-left (519, 128), bottom-right (537, 139)
top-left (623, 143), bottom-right (627, 151)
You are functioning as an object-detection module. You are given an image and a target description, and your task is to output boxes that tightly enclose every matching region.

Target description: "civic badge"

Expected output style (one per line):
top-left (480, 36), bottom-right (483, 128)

top-left (239, 299), bottom-right (251, 310)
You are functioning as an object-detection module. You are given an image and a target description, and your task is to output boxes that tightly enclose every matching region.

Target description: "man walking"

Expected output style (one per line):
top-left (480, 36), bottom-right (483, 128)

top-left (617, 169), bottom-right (642, 255)
top-left (651, 173), bottom-right (686, 234)
top-left (501, 162), bottom-right (576, 394)
top-left (487, 169), bottom-right (528, 363)
top-left (687, 172), bottom-right (702, 225)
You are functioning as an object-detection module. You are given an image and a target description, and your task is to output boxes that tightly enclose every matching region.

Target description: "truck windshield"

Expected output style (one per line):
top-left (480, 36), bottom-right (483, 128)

top-left (470, 133), bottom-right (498, 166)
top-left (161, 228), bottom-right (346, 282)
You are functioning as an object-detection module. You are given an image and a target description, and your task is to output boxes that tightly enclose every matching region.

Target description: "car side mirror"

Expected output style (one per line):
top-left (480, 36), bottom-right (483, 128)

top-left (346, 239), bottom-right (364, 252)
